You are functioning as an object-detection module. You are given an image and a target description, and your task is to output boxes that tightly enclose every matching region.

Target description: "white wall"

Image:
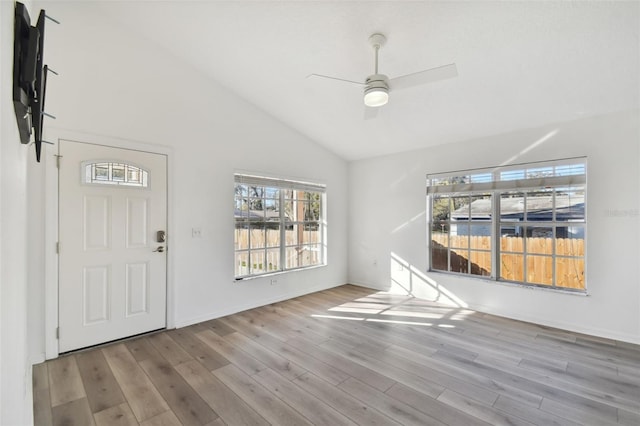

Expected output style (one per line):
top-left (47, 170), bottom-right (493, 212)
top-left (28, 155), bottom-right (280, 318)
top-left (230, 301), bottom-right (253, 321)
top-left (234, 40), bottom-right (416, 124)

top-left (1, 0), bottom-right (34, 423)
top-left (349, 110), bottom-right (640, 344)
top-left (26, 0), bottom-right (348, 363)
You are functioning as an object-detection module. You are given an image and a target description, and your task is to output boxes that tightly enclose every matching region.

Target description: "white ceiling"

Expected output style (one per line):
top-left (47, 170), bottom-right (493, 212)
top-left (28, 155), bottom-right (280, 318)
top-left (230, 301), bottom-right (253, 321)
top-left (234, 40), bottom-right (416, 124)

top-left (98, 1), bottom-right (638, 161)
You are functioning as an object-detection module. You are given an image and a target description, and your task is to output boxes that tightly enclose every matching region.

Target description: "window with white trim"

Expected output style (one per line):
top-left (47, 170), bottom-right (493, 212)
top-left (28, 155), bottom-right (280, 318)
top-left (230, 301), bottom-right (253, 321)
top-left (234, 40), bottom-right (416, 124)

top-left (234, 174), bottom-right (326, 279)
top-left (82, 161), bottom-right (149, 187)
top-left (428, 158), bottom-right (586, 291)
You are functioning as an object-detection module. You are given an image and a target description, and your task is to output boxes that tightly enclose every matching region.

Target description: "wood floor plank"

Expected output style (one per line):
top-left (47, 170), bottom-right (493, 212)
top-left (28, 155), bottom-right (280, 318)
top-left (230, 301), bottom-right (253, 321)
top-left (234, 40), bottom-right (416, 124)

top-left (125, 337), bottom-right (158, 362)
top-left (212, 364), bottom-right (313, 426)
top-left (48, 355), bottom-right (86, 407)
top-left (493, 394), bottom-right (581, 426)
top-left (203, 318), bottom-right (237, 337)
top-left (436, 389), bottom-right (535, 426)
top-left (139, 355), bottom-right (218, 426)
top-left (147, 332), bottom-right (193, 366)
top-left (618, 407), bottom-right (640, 426)
top-left (102, 344), bottom-right (169, 422)
top-left (287, 335), bottom-right (397, 391)
top-left (33, 363), bottom-right (53, 426)
top-left (195, 329), bottom-right (265, 375)
top-left (223, 331), bottom-right (308, 381)
top-left (76, 349), bottom-right (126, 413)
top-left (139, 410), bottom-right (182, 426)
top-left (253, 332), bottom-right (351, 385)
top-left (293, 372), bottom-right (402, 426)
top-left (52, 397), bottom-right (96, 426)
top-left (321, 338), bottom-right (446, 398)
top-left (93, 402), bottom-right (138, 426)
top-left (338, 377), bottom-right (447, 426)
top-left (253, 368), bottom-right (358, 426)
top-left (175, 360), bottom-right (268, 426)
top-left (167, 328), bottom-right (230, 371)
top-left (385, 342), bottom-right (541, 407)
top-left (385, 382), bottom-right (493, 426)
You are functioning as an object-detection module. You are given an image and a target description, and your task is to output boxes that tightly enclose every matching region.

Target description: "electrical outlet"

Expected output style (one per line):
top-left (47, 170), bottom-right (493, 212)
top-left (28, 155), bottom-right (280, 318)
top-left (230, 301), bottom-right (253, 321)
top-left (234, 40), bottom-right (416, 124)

top-left (192, 227), bottom-right (202, 238)
top-left (270, 279), bottom-right (278, 285)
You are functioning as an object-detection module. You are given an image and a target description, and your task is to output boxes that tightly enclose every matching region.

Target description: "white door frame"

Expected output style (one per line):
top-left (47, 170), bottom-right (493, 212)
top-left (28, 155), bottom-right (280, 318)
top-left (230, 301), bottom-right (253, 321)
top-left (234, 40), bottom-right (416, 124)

top-left (44, 130), bottom-right (175, 359)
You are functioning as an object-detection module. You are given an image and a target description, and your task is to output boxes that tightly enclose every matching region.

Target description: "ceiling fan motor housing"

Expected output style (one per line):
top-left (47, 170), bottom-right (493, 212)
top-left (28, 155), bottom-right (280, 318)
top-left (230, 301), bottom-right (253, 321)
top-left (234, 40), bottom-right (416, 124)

top-left (364, 74), bottom-right (389, 107)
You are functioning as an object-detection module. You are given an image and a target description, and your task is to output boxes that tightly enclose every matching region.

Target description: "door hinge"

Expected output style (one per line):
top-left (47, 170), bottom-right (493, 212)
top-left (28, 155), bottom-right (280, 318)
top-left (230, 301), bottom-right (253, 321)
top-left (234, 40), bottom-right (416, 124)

top-left (55, 155), bottom-right (62, 168)
top-left (56, 327), bottom-right (59, 339)
top-left (56, 242), bottom-right (60, 254)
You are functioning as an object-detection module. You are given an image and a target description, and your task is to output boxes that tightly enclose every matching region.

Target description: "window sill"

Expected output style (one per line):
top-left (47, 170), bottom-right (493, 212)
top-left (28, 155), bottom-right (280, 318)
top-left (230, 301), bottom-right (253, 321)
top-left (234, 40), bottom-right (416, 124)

top-left (234, 264), bottom-right (327, 282)
top-left (428, 269), bottom-right (588, 296)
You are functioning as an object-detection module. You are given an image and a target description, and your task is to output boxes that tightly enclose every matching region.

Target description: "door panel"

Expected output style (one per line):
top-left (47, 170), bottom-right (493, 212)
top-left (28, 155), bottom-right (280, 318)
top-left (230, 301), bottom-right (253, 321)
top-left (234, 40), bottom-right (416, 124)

top-left (59, 140), bottom-right (167, 352)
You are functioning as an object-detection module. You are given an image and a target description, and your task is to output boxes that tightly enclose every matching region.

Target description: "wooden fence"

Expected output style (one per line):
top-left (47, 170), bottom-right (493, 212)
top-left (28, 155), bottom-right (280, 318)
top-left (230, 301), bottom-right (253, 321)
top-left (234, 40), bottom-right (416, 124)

top-left (235, 229), bottom-right (321, 275)
top-left (431, 234), bottom-right (584, 289)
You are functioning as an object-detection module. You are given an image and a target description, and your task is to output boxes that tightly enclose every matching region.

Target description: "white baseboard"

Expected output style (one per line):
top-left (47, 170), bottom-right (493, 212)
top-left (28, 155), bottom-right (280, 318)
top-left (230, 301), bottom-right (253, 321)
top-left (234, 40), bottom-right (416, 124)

top-left (174, 282), bottom-right (347, 329)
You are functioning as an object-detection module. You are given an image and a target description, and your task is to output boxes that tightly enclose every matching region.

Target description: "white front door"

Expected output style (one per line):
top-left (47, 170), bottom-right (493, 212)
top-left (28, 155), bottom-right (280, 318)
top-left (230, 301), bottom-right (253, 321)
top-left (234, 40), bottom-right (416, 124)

top-left (58, 140), bottom-right (167, 352)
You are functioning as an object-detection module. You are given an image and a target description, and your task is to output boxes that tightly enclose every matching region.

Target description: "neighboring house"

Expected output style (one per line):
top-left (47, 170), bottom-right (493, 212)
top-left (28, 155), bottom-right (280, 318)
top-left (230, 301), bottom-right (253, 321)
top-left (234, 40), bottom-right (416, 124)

top-left (451, 195), bottom-right (585, 238)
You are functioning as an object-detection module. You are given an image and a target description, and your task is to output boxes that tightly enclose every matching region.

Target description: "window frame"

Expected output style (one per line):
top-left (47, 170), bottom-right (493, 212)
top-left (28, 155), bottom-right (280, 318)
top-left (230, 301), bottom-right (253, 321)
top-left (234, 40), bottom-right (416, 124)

top-left (427, 158), bottom-right (586, 292)
top-left (234, 174), bottom-right (326, 280)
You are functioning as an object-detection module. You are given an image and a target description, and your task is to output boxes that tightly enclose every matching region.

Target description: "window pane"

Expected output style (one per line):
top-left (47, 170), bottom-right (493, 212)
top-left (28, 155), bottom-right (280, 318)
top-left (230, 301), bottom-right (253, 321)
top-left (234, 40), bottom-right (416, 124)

top-left (500, 231), bottom-right (524, 253)
top-left (304, 198), bottom-right (321, 221)
top-left (556, 227), bottom-right (584, 256)
top-left (235, 252), bottom-right (249, 277)
top-left (307, 244), bottom-right (322, 266)
top-left (94, 164), bottom-right (109, 180)
top-left (470, 250), bottom-right (491, 276)
top-left (469, 224), bottom-right (492, 240)
top-left (265, 249), bottom-right (280, 272)
top-left (470, 194), bottom-right (492, 220)
top-left (303, 223), bottom-right (320, 244)
top-left (526, 190), bottom-right (553, 221)
top-left (250, 251), bottom-right (267, 275)
top-left (265, 226), bottom-right (280, 248)
top-left (248, 197), bottom-right (264, 212)
top-left (431, 245), bottom-right (448, 271)
top-left (527, 227), bottom-right (553, 254)
top-left (450, 248), bottom-right (469, 273)
top-left (286, 224), bottom-right (301, 247)
top-left (112, 164), bottom-right (125, 181)
top-left (556, 187), bottom-right (585, 222)
top-left (250, 224), bottom-right (265, 249)
top-left (235, 184), bottom-right (248, 197)
top-left (500, 192), bottom-right (525, 223)
top-left (451, 196), bottom-right (471, 221)
top-left (555, 257), bottom-right (585, 290)
top-left (450, 225), bottom-right (469, 248)
top-left (287, 200), bottom-right (302, 221)
top-left (431, 195), bottom-right (451, 222)
top-left (286, 246), bottom-right (300, 269)
top-left (234, 224), bottom-right (249, 250)
top-left (500, 253), bottom-right (524, 282)
top-left (300, 245), bottom-right (316, 267)
top-left (526, 255), bottom-right (553, 285)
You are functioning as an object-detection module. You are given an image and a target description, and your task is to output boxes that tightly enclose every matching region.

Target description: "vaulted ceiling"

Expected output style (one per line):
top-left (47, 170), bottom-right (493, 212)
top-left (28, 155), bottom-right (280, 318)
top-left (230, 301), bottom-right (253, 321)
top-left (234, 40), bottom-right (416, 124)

top-left (95, 1), bottom-right (639, 160)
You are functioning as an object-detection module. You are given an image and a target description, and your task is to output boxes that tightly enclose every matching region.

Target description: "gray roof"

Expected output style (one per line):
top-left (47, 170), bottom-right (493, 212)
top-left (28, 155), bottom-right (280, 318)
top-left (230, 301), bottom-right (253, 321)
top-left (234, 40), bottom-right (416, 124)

top-left (451, 195), bottom-right (584, 219)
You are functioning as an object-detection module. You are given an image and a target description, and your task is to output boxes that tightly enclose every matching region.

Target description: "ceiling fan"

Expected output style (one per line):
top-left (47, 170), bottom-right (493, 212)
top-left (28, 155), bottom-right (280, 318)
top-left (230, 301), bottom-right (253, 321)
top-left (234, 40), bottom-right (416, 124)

top-left (308, 33), bottom-right (458, 111)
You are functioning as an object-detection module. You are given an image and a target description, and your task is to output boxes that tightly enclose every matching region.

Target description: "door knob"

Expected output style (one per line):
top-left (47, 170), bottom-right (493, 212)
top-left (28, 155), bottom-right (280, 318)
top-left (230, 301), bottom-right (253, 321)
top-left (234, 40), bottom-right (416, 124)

top-left (153, 246), bottom-right (165, 253)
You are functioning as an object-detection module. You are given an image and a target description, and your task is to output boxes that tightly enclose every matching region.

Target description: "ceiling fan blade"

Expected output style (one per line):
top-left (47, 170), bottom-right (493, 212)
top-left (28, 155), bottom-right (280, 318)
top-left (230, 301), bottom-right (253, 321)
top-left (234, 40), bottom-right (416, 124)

top-left (306, 73), bottom-right (365, 86)
top-left (389, 63), bottom-right (457, 91)
top-left (364, 106), bottom-right (379, 120)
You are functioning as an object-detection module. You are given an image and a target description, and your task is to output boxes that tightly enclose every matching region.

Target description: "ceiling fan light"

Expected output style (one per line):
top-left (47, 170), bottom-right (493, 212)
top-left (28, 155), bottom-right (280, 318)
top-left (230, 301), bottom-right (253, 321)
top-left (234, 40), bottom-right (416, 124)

top-left (364, 87), bottom-right (389, 107)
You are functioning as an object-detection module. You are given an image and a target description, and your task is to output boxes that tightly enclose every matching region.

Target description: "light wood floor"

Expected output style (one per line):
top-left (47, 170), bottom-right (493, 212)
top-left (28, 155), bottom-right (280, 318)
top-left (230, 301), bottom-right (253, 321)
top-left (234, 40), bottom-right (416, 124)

top-left (33, 284), bottom-right (640, 426)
